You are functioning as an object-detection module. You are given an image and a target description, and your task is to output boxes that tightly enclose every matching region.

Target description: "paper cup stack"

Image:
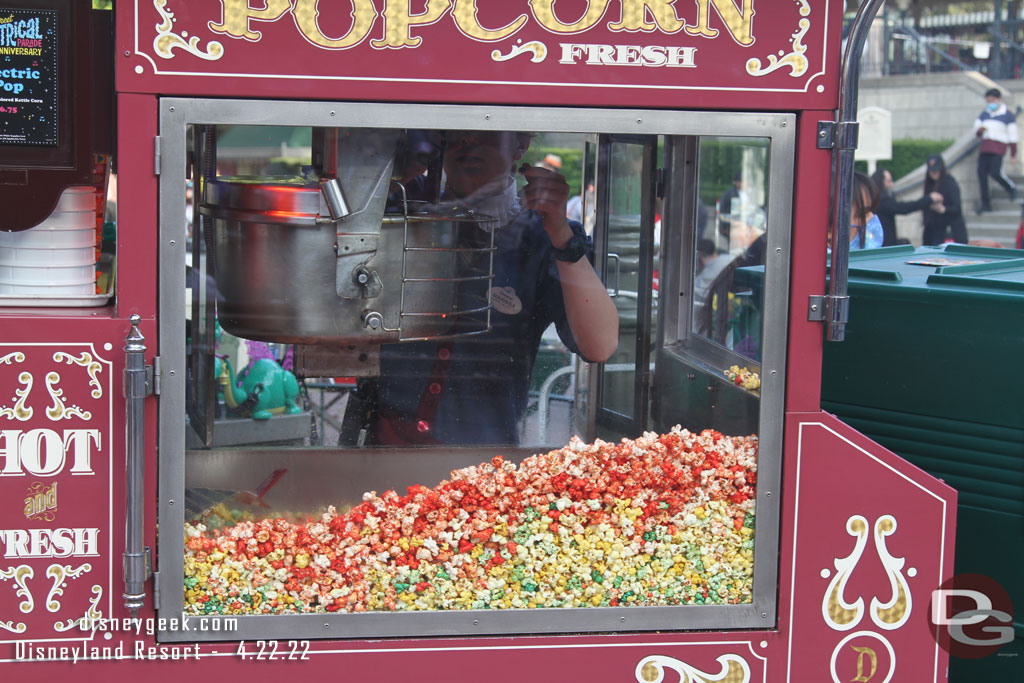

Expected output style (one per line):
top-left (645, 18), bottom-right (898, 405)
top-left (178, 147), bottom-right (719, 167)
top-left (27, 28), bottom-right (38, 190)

top-left (0, 186), bottom-right (98, 296)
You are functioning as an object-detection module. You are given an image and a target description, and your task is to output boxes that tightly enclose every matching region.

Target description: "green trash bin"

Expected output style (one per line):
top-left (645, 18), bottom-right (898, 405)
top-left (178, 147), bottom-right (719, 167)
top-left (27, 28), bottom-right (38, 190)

top-left (820, 243), bottom-right (1024, 676)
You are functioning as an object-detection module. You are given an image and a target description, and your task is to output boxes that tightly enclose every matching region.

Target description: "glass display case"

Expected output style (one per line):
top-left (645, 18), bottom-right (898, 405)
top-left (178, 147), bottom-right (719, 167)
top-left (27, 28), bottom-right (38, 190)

top-left (156, 100), bottom-right (792, 641)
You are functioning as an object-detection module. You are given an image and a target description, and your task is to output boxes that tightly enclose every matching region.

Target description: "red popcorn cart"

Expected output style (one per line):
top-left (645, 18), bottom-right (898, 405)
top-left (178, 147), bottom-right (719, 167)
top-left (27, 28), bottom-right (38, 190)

top-left (0, 1), bottom-right (962, 681)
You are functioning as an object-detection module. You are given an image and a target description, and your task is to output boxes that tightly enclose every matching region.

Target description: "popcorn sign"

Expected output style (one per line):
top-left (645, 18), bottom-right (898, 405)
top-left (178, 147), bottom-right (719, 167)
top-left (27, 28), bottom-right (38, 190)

top-left (127, 0), bottom-right (833, 108)
top-left (0, 7), bottom-right (58, 146)
top-left (0, 344), bottom-right (112, 645)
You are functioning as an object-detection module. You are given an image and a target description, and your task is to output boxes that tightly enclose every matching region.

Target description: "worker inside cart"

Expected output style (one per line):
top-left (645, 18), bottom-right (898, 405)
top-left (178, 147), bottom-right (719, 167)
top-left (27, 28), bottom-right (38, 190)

top-left (344, 130), bottom-right (619, 446)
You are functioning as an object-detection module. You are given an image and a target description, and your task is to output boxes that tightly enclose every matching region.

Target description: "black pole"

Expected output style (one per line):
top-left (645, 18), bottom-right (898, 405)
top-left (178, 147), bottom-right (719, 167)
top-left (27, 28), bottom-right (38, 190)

top-left (994, 0), bottom-right (1005, 79)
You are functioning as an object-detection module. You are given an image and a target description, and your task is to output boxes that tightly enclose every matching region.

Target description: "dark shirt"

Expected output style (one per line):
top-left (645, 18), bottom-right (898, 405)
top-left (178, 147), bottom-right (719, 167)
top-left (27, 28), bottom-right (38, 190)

top-left (372, 211), bottom-right (589, 445)
top-left (923, 175), bottom-right (967, 245)
top-left (875, 192), bottom-right (931, 247)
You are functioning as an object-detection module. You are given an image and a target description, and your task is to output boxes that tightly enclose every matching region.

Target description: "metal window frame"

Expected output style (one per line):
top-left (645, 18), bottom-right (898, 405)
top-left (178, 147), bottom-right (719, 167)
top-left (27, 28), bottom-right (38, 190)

top-left (157, 98), bottom-right (794, 642)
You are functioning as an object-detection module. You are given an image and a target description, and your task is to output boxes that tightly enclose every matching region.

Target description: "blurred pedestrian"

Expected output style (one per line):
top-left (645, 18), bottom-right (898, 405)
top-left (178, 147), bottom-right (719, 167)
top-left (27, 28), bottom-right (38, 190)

top-left (923, 155), bottom-right (967, 245)
top-left (717, 172), bottom-right (745, 251)
top-left (849, 172), bottom-right (882, 250)
top-left (973, 87), bottom-right (1017, 213)
top-left (538, 153), bottom-right (562, 172)
top-left (870, 168), bottom-right (941, 246)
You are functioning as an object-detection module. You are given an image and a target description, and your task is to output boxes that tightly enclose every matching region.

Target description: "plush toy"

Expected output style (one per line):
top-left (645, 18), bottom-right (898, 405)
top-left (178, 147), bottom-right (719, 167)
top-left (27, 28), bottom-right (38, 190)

top-left (217, 356), bottom-right (301, 421)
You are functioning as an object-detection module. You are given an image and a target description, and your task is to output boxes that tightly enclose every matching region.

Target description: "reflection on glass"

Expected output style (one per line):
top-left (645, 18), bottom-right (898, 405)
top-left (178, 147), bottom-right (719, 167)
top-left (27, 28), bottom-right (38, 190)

top-left (693, 137), bottom-right (768, 363)
top-left (186, 127), bottom-right (600, 454)
top-left (179, 126), bottom-right (761, 622)
top-left (600, 142), bottom-right (648, 423)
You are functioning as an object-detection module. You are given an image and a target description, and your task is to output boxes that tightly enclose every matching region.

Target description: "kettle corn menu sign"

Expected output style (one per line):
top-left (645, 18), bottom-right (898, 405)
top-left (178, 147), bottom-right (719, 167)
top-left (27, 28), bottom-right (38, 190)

top-left (0, 7), bottom-right (58, 146)
top-left (122, 0), bottom-right (839, 109)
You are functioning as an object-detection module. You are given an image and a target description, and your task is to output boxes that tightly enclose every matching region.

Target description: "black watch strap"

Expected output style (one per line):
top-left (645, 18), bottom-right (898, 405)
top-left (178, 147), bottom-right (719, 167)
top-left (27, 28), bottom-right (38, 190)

top-left (552, 234), bottom-right (587, 263)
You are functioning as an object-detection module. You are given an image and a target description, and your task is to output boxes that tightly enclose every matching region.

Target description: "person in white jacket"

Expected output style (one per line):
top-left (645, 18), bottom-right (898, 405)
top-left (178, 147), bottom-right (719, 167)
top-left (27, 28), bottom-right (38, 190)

top-left (973, 88), bottom-right (1018, 213)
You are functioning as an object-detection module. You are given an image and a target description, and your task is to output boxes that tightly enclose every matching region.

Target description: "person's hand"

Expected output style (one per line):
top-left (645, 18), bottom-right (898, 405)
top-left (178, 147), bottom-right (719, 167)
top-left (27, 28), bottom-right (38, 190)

top-left (929, 192), bottom-right (943, 203)
top-left (930, 202), bottom-right (946, 214)
top-left (520, 164), bottom-right (573, 247)
top-left (977, 126), bottom-right (986, 136)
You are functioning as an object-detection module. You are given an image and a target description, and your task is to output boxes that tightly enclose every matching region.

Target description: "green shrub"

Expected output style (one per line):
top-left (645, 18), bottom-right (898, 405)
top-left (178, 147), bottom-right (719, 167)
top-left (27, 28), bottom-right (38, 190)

top-left (696, 139), bottom-right (769, 206)
top-left (855, 138), bottom-right (953, 180)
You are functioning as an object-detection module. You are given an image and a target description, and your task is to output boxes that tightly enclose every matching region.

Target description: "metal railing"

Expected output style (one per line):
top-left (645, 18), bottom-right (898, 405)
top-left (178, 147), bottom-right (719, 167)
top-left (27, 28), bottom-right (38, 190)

top-left (857, 12), bottom-right (1024, 79)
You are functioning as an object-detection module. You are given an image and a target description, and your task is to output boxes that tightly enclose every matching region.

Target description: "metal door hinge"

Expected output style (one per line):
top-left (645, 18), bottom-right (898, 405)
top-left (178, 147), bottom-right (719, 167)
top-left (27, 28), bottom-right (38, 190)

top-left (124, 364), bottom-right (155, 398)
top-left (808, 294), bottom-right (849, 324)
top-left (816, 121), bottom-right (859, 151)
top-left (154, 136), bottom-right (162, 176)
top-left (152, 570), bottom-right (160, 609)
top-left (152, 356), bottom-right (161, 396)
top-left (654, 167), bottom-right (666, 199)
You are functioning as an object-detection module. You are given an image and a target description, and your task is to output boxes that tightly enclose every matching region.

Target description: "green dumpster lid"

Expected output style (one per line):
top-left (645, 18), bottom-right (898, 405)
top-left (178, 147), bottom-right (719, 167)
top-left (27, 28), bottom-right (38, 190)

top-left (845, 243), bottom-right (1024, 294)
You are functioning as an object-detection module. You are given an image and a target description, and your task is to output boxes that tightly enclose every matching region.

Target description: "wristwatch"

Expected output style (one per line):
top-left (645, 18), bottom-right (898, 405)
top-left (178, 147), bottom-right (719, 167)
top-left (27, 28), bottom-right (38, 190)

top-left (552, 234), bottom-right (587, 263)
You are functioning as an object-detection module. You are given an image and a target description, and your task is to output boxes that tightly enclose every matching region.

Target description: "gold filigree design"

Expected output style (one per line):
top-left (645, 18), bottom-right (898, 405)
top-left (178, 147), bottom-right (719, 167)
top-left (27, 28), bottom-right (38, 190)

top-left (1, 565), bottom-right (35, 619)
top-left (636, 654), bottom-right (751, 683)
top-left (53, 351), bottom-right (104, 399)
top-left (822, 515), bottom-right (869, 631)
top-left (870, 515), bottom-right (912, 629)
top-left (491, 40), bottom-right (547, 63)
top-left (45, 563), bottom-right (92, 613)
top-left (0, 371), bottom-right (34, 421)
top-left (745, 0), bottom-right (811, 78)
top-left (154, 0), bottom-right (224, 61)
top-left (45, 372), bottom-right (92, 421)
top-left (54, 585), bottom-right (103, 632)
top-left (0, 351), bottom-right (26, 365)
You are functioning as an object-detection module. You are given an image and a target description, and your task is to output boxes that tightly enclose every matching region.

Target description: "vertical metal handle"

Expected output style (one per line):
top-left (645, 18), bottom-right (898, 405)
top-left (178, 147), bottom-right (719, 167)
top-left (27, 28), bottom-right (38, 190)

top-left (123, 314), bottom-right (152, 617)
top-left (826, 0), bottom-right (885, 341)
top-left (607, 252), bottom-right (621, 297)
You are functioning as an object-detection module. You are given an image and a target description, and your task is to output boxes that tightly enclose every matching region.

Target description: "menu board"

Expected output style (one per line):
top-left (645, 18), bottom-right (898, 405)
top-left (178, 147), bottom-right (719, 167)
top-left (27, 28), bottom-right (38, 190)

top-left (0, 7), bottom-right (58, 146)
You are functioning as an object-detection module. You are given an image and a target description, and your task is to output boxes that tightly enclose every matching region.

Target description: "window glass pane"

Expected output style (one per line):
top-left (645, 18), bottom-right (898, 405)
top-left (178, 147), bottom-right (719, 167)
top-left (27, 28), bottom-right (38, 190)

top-left (599, 141), bottom-right (649, 424)
top-left (179, 124), bottom-right (763, 625)
top-left (693, 137), bottom-right (768, 363)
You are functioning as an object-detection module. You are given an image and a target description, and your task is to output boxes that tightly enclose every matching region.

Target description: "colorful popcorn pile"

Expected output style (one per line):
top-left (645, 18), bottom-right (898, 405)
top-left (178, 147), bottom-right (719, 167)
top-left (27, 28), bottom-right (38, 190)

top-left (724, 365), bottom-right (761, 392)
top-left (184, 427), bottom-right (757, 615)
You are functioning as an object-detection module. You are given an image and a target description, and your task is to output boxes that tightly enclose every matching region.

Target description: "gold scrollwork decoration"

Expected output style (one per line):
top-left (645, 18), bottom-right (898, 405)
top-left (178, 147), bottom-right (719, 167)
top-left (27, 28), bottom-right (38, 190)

top-left (45, 563), bottom-right (92, 613)
top-left (822, 515), bottom-right (869, 631)
top-left (54, 585), bottom-right (103, 632)
top-left (492, 40), bottom-right (547, 63)
top-left (870, 515), bottom-right (912, 629)
top-left (0, 351), bottom-right (26, 365)
top-left (0, 565), bottom-right (35, 619)
top-left (0, 371), bottom-right (34, 421)
top-left (0, 618), bottom-right (26, 634)
top-left (154, 0), bottom-right (225, 61)
top-left (45, 372), bottom-right (92, 421)
top-left (53, 351), bottom-right (104, 399)
top-left (636, 654), bottom-right (751, 683)
top-left (745, 0), bottom-right (811, 79)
